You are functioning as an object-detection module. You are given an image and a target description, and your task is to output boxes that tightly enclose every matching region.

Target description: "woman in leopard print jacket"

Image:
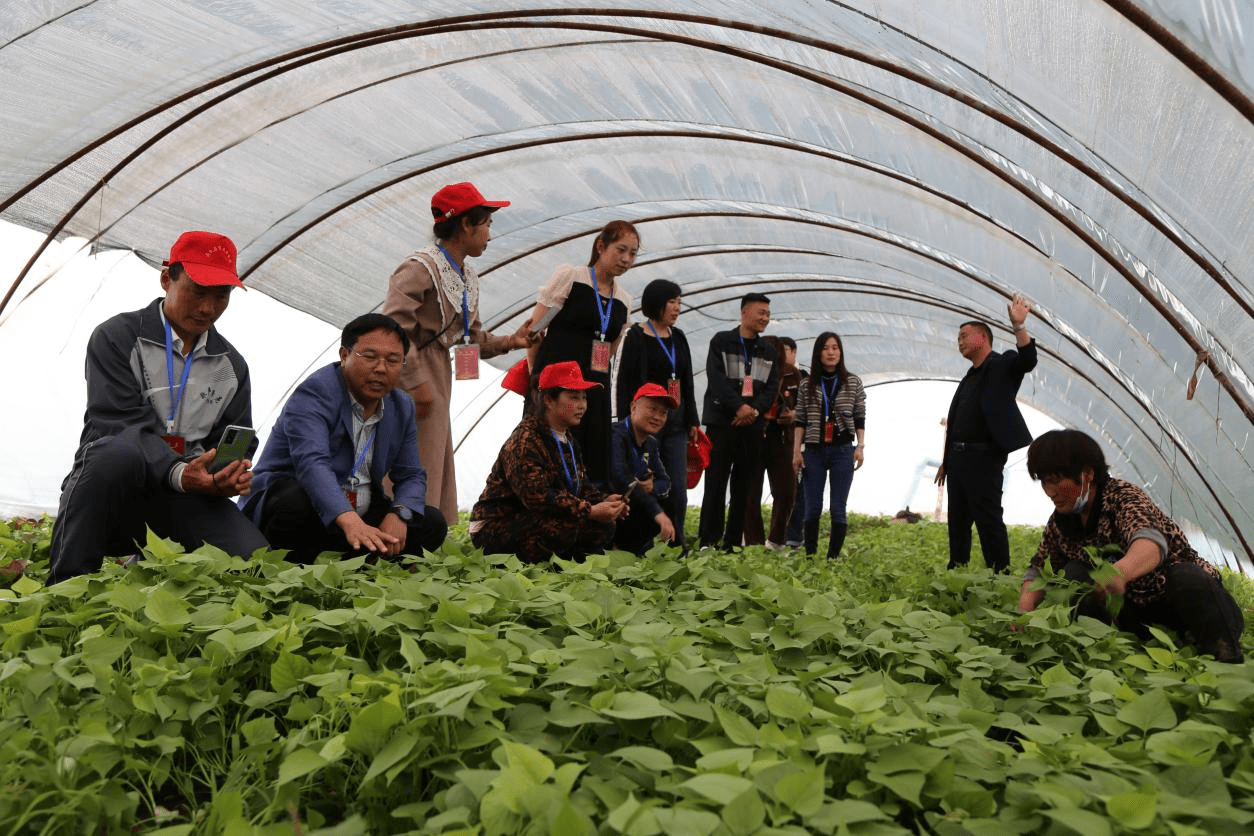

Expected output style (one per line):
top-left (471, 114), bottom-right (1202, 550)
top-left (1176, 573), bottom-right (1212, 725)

top-left (1018, 429), bottom-right (1245, 662)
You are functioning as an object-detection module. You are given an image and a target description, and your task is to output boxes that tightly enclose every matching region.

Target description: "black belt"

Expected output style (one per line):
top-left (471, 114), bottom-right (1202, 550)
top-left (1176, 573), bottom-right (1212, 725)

top-left (949, 441), bottom-right (994, 452)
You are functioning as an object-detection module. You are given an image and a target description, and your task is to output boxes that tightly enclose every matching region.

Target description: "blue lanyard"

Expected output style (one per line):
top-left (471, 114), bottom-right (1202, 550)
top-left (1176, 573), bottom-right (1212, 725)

top-left (163, 317), bottom-right (197, 434)
top-left (820, 374), bottom-right (840, 419)
top-left (738, 335), bottom-right (754, 377)
top-left (350, 425), bottom-right (377, 488)
top-left (646, 320), bottom-right (677, 378)
top-left (624, 418), bottom-right (647, 475)
top-left (438, 245), bottom-right (473, 343)
top-left (591, 267), bottom-right (612, 340)
top-left (552, 431), bottom-right (580, 494)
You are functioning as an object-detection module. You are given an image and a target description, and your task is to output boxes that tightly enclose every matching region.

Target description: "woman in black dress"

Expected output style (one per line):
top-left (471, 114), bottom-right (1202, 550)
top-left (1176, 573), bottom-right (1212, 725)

top-left (615, 279), bottom-right (700, 545)
top-left (526, 221), bottom-right (638, 486)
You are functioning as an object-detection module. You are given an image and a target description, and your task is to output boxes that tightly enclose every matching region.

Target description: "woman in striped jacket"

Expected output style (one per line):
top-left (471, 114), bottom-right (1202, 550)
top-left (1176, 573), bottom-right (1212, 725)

top-left (791, 332), bottom-right (866, 557)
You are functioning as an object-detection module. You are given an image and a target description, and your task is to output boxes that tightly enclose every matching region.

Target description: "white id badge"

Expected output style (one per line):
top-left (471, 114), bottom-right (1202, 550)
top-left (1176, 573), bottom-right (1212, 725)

top-left (454, 343), bottom-right (480, 380)
top-left (591, 340), bottom-right (611, 373)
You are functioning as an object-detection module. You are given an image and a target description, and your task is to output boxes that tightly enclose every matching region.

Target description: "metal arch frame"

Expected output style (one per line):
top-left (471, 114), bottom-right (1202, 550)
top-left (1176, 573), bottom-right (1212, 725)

top-left (1, 6), bottom-right (1249, 550)
top-left (2, 9), bottom-right (1249, 348)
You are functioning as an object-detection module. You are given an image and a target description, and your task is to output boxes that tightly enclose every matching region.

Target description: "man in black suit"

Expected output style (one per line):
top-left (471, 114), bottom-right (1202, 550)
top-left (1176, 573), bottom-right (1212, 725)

top-left (935, 294), bottom-right (1036, 572)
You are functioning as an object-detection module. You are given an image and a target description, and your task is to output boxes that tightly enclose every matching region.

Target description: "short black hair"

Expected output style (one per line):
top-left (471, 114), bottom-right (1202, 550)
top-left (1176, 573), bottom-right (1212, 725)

top-left (1026, 429), bottom-right (1110, 484)
top-left (341, 313), bottom-right (410, 354)
top-left (778, 336), bottom-right (797, 351)
top-left (959, 320), bottom-right (992, 344)
top-left (741, 292), bottom-right (770, 309)
top-left (433, 205), bottom-right (497, 242)
top-left (640, 279), bottom-right (682, 320)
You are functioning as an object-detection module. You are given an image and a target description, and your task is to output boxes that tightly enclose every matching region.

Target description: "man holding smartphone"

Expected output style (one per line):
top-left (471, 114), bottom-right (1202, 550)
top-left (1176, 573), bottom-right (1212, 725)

top-left (609, 383), bottom-right (678, 554)
top-left (48, 231), bottom-right (267, 583)
top-left (242, 314), bottom-right (447, 563)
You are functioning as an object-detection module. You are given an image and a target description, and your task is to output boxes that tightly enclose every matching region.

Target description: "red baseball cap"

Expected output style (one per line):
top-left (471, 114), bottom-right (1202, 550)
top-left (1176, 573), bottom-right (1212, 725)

top-left (166, 231), bottom-right (244, 288)
top-left (632, 382), bottom-right (678, 409)
top-left (538, 361), bottom-right (602, 392)
top-left (686, 427), bottom-right (712, 489)
top-left (431, 182), bottom-right (510, 220)
top-left (501, 358), bottom-right (530, 396)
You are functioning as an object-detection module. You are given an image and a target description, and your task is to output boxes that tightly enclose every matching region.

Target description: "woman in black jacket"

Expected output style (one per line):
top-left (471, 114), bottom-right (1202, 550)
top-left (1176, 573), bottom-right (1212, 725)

top-left (615, 279), bottom-right (700, 546)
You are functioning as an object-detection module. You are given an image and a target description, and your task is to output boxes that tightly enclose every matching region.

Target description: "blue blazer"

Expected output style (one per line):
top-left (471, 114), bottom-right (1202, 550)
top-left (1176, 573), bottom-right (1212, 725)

top-left (242, 363), bottom-right (427, 525)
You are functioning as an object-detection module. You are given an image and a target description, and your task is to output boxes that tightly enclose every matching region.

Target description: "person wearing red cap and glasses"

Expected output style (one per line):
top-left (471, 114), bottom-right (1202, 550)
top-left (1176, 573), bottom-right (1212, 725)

top-left (608, 383), bottom-right (679, 554)
top-left (469, 361), bottom-right (627, 563)
top-left (523, 221), bottom-right (638, 487)
top-left (48, 231), bottom-right (268, 583)
top-left (383, 182), bottom-right (534, 525)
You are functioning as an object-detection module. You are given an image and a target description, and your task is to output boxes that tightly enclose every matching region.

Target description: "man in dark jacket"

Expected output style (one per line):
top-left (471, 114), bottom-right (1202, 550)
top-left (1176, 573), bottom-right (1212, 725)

top-left (242, 314), bottom-right (447, 563)
top-left (609, 383), bottom-right (678, 554)
top-left (935, 293), bottom-right (1037, 572)
top-left (697, 292), bottom-right (780, 550)
top-left (49, 231), bottom-right (267, 583)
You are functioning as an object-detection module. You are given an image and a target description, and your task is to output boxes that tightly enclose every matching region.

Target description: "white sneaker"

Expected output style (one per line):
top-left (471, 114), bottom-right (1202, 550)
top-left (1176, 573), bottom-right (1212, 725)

top-left (765, 540), bottom-right (788, 551)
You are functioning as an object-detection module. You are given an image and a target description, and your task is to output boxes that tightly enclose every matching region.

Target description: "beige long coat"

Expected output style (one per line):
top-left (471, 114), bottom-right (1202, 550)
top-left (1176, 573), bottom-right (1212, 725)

top-left (382, 245), bottom-right (513, 523)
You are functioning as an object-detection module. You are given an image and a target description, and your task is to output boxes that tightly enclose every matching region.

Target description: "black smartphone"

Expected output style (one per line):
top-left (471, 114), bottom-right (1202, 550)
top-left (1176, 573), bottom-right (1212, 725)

top-left (209, 425), bottom-right (256, 473)
top-left (623, 479), bottom-right (639, 500)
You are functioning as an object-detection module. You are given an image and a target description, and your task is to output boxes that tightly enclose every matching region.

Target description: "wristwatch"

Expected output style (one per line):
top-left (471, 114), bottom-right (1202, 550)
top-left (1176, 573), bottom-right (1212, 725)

top-left (389, 504), bottom-right (413, 523)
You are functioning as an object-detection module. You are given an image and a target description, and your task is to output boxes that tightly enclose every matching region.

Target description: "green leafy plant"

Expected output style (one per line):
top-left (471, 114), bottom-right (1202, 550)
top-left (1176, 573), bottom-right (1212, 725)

top-left (0, 514), bottom-right (1250, 834)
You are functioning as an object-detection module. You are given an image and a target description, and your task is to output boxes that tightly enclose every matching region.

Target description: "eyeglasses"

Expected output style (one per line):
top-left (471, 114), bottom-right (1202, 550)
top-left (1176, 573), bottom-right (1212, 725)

top-left (352, 351), bottom-right (405, 369)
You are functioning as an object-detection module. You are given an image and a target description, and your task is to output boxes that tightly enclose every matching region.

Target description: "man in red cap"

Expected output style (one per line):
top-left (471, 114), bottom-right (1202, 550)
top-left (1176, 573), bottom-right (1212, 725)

top-left (608, 383), bottom-right (679, 554)
top-left (48, 231), bottom-right (268, 583)
top-left (469, 361), bottom-right (626, 563)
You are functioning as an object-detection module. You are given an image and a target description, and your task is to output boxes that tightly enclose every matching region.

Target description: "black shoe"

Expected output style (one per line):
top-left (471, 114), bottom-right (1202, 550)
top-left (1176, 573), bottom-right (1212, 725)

top-left (827, 523), bottom-right (847, 559)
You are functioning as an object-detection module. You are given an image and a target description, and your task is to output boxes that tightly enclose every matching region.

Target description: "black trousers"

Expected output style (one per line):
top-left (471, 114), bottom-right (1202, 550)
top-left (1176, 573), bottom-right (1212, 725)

top-left (1064, 559), bottom-right (1245, 662)
top-left (944, 446), bottom-right (1010, 572)
top-left (698, 424), bottom-right (764, 549)
top-left (256, 476), bottom-right (447, 564)
top-left (49, 425), bottom-right (268, 584)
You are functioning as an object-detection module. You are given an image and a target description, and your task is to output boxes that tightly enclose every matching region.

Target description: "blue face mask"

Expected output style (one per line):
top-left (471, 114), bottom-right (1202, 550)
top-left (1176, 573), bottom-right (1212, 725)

top-left (1068, 475), bottom-right (1092, 515)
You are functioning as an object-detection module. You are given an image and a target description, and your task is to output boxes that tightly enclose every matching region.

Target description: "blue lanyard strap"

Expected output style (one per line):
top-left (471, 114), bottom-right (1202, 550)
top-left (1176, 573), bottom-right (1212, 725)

top-left (350, 425), bottom-right (377, 488)
top-left (438, 245), bottom-right (473, 343)
top-left (163, 317), bottom-right (196, 433)
top-left (738, 335), bottom-right (753, 377)
top-left (591, 267), bottom-right (612, 340)
top-left (646, 321), bottom-right (677, 377)
top-left (552, 431), bottom-right (581, 494)
top-left (624, 419), bottom-right (647, 475)
top-left (820, 374), bottom-right (840, 418)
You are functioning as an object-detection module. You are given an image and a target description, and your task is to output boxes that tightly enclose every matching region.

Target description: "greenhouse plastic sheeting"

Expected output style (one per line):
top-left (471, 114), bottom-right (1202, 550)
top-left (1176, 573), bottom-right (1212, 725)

top-left (1, 1), bottom-right (1252, 565)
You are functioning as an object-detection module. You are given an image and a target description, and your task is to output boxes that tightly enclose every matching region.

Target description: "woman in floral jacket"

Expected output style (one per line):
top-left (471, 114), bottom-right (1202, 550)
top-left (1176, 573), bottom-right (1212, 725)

top-left (1019, 429), bottom-right (1244, 662)
top-left (470, 362), bottom-right (626, 563)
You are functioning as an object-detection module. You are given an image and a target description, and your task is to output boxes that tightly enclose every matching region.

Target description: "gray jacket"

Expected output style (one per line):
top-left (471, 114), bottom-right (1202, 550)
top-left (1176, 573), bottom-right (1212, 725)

top-left (65, 297), bottom-right (252, 488)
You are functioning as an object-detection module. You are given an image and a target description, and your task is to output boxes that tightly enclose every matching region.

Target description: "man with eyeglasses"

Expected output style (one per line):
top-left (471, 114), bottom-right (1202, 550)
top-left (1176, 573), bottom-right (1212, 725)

top-left (243, 313), bottom-right (447, 562)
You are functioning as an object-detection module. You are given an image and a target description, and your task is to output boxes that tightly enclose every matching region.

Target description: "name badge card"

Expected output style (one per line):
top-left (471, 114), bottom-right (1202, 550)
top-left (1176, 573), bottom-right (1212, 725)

top-left (741, 375), bottom-right (754, 397)
top-left (824, 421), bottom-right (835, 443)
top-left (667, 377), bottom-right (681, 402)
top-left (344, 489), bottom-right (358, 508)
top-left (454, 343), bottom-right (480, 380)
top-left (591, 340), bottom-right (611, 373)
top-left (162, 434), bottom-right (186, 454)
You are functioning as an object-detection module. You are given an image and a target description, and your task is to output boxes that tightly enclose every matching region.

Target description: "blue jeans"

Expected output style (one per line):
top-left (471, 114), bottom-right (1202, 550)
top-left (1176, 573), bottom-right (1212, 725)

top-left (656, 418), bottom-right (690, 547)
top-left (802, 443), bottom-right (854, 523)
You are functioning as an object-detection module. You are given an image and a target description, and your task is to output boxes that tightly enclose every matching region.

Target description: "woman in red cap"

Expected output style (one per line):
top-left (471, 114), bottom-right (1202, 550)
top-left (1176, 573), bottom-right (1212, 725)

top-left (383, 182), bottom-right (533, 524)
top-left (470, 361), bottom-right (627, 563)
top-left (524, 221), bottom-right (638, 487)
